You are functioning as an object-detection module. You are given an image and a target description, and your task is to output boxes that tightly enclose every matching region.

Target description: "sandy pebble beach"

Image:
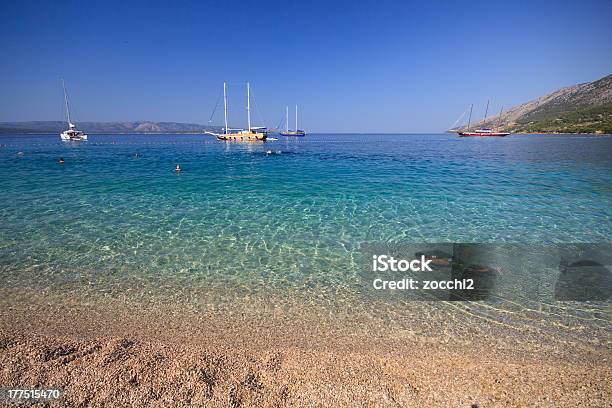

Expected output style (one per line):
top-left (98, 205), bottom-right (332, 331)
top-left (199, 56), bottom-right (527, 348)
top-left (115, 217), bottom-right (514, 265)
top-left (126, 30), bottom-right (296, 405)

top-left (1, 291), bottom-right (610, 407)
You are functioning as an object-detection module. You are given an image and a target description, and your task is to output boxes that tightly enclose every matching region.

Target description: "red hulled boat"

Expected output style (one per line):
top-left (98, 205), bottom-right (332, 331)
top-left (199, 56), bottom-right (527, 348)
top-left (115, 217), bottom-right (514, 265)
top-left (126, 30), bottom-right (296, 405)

top-left (458, 128), bottom-right (510, 137)
top-left (453, 100), bottom-right (511, 137)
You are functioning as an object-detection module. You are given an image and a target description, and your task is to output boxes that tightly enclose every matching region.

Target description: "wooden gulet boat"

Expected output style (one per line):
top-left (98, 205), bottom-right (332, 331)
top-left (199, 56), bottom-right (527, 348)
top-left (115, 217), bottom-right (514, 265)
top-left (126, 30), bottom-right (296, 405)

top-left (206, 82), bottom-right (268, 141)
top-left (455, 101), bottom-right (510, 137)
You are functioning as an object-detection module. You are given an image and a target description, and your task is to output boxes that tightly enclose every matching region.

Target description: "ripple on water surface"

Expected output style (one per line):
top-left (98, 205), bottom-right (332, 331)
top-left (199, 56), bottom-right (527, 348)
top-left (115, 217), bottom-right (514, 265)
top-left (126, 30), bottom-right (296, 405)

top-left (0, 133), bottom-right (611, 345)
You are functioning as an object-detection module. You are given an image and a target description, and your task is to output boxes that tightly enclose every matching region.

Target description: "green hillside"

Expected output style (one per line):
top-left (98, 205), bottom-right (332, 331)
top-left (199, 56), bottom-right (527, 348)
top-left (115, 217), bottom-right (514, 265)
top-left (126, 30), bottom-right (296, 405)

top-left (516, 102), bottom-right (612, 134)
top-left (462, 74), bottom-right (612, 134)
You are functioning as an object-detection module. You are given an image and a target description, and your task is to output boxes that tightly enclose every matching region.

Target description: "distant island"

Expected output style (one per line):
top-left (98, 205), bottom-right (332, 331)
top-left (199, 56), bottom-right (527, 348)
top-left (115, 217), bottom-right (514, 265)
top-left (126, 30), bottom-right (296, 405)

top-left (461, 73), bottom-right (611, 134)
top-left (0, 121), bottom-right (222, 134)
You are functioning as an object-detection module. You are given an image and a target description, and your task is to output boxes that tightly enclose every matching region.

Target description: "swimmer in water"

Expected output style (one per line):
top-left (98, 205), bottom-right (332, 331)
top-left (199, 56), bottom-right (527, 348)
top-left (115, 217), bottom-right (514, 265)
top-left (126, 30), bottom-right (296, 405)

top-left (58, 157), bottom-right (65, 164)
top-left (175, 164), bottom-right (181, 172)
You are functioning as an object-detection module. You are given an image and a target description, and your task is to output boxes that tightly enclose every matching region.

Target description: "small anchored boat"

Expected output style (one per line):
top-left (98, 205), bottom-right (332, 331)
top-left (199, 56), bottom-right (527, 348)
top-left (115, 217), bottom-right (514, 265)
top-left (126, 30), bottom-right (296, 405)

top-left (60, 79), bottom-right (88, 141)
top-left (206, 82), bottom-right (268, 141)
top-left (279, 105), bottom-right (306, 137)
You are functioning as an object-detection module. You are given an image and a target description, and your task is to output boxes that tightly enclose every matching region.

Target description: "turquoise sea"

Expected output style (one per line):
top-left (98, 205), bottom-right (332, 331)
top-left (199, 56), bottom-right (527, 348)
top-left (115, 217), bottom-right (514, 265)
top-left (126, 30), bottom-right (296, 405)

top-left (0, 133), bottom-right (611, 328)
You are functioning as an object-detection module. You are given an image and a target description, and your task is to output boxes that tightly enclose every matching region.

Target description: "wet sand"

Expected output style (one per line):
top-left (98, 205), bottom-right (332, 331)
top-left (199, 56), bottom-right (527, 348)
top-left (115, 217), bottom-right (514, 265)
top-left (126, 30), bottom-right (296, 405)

top-left (1, 290), bottom-right (611, 407)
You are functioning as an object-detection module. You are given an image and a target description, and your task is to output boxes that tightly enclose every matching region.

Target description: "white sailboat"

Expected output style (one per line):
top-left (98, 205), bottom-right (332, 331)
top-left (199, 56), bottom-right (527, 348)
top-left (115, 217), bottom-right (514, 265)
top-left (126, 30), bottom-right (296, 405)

top-left (60, 79), bottom-right (88, 141)
top-left (206, 82), bottom-right (268, 141)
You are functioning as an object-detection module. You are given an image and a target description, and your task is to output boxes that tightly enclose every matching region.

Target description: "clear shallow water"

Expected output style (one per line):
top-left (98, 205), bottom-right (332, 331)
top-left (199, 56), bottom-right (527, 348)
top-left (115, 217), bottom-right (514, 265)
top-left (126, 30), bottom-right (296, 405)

top-left (0, 133), bottom-right (611, 309)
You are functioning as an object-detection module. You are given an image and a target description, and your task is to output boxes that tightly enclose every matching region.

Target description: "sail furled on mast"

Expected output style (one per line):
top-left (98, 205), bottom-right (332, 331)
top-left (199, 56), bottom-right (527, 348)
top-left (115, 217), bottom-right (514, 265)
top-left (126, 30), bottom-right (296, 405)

top-left (62, 78), bottom-right (73, 127)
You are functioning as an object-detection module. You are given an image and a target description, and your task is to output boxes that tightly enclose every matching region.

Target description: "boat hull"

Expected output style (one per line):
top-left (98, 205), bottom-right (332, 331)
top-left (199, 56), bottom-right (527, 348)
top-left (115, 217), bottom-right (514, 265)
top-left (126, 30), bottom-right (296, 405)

top-left (60, 131), bottom-right (88, 141)
top-left (216, 135), bottom-right (266, 141)
top-left (211, 131), bottom-right (267, 141)
top-left (279, 132), bottom-right (306, 137)
top-left (457, 132), bottom-right (509, 137)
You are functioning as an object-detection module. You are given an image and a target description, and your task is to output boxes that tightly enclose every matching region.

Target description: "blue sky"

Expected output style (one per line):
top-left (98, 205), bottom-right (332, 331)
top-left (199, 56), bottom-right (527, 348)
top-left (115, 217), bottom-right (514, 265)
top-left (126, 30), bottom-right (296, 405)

top-left (0, 0), bottom-right (610, 132)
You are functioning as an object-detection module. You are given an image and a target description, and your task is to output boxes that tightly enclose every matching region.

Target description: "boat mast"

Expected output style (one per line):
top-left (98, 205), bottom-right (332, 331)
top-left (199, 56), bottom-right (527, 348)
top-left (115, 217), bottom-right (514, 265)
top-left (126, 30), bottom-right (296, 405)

top-left (483, 99), bottom-right (489, 124)
top-left (467, 104), bottom-right (473, 131)
top-left (285, 106), bottom-right (289, 132)
top-left (295, 105), bottom-right (298, 132)
top-left (223, 82), bottom-right (228, 134)
top-left (497, 106), bottom-right (504, 130)
top-left (62, 79), bottom-right (72, 126)
top-left (247, 82), bottom-right (251, 131)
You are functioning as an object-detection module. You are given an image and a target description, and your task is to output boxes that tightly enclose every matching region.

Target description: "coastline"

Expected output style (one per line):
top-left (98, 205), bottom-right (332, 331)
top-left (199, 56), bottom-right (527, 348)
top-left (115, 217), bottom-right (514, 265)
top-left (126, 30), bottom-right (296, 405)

top-left (2, 131), bottom-right (611, 136)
